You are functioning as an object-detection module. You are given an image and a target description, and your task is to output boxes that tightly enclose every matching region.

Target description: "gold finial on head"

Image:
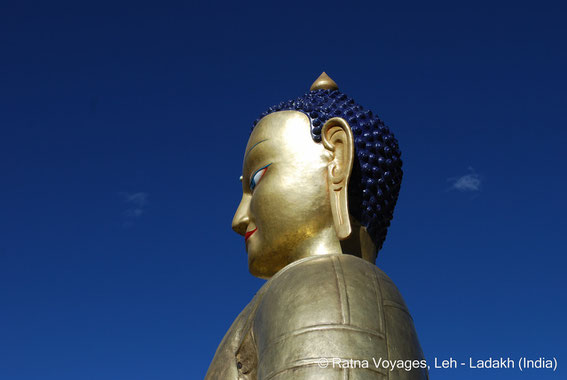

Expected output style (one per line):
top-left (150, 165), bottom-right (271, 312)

top-left (310, 72), bottom-right (339, 91)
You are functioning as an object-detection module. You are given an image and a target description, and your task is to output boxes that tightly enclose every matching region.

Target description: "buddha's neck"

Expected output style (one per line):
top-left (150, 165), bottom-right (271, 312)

top-left (291, 225), bottom-right (344, 260)
top-left (289, 220), bottom-right (377, 264)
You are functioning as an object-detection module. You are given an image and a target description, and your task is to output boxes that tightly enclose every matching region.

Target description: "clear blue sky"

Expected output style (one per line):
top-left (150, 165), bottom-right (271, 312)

top-left (1, 1), bottom-right (565, 379)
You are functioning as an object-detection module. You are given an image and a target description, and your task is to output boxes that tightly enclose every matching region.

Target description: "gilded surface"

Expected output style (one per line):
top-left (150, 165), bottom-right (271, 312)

top-left (206, 254), bottom-right (427, 379)
top-left (206, 74), bottom-right (427, 379)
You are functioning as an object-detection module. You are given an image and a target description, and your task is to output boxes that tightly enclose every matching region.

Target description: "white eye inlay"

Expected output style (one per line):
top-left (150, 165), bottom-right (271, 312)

top-left (250, 163), bottom-right (271, 191)
top-left (252, 168), bottom-right (265, 186)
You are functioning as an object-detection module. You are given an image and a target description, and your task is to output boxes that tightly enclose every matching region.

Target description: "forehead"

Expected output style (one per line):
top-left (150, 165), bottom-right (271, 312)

top-left (242, 111), bottom-right (326, 175)
top-left (244, 111), bottom-right (313, 159)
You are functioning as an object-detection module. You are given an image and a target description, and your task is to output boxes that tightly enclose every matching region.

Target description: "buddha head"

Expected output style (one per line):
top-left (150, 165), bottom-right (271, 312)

top-left (232, 73), bottom-right (403, 279)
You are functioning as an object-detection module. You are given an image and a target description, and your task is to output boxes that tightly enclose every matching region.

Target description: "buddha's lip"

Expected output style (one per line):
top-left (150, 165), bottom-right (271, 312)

top-left (245, 228), bottom-right (257, 242)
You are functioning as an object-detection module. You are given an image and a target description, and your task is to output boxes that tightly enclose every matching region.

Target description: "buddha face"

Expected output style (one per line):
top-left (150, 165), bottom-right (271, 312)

top-left (232, 111), bottom-right (343, 278)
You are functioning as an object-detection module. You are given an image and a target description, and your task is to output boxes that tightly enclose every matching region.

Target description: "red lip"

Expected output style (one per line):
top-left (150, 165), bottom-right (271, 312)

top-left (245, 228), bottom-right (257, 242)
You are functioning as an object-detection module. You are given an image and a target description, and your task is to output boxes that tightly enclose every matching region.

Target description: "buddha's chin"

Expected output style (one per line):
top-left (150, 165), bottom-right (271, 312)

top-left (248, 256), bottom-right (273, 280)
top-left (247, 251), bottom-right (285, 280)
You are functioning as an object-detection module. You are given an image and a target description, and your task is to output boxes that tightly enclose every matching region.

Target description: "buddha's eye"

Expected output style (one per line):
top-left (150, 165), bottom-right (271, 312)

top-left (250, 163), bottom-right (271, 191)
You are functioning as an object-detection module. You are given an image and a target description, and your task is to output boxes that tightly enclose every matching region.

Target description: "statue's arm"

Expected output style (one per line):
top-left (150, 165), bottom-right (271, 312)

top-left (251, 255), bottom-right (427, 379)
top-left (254, 318), bottom-right (388, 380)
top-left (252, 255), bottom-right (399, 379)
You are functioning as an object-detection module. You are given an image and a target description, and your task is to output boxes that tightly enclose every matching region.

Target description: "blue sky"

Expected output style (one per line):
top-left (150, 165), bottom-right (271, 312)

top-left (1, 1), bottom-right (565, 379)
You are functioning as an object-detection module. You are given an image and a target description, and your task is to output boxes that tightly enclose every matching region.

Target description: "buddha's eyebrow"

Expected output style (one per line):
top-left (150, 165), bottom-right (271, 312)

top-left (244, 139), bottom-right (269, 161)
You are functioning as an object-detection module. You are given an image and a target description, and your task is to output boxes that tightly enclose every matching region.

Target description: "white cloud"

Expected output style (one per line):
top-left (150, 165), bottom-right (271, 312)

top-left (121, 192), bottom-right (149, 218)
top-left (448, 168), bottom-right (482, 192)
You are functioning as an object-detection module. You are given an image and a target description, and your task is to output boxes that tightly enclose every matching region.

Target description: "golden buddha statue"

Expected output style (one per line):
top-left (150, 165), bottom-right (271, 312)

top-left (205, 73), bottom-right (428, 379)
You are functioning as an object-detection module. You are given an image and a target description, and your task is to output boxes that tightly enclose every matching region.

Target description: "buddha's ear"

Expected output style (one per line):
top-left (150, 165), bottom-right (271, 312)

top-left (321, 117), bottom-right (354, 240)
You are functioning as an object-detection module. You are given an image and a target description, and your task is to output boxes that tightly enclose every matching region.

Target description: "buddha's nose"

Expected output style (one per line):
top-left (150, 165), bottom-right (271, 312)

top-left (232, 195), bottom-right (250, 236)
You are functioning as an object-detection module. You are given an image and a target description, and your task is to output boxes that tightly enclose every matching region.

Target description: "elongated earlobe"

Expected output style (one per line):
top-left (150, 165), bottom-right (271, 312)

top-left (321, 117), bottom-right (354, 240)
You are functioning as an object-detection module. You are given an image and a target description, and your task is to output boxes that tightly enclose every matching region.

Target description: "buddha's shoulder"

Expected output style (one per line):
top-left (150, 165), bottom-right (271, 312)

top-left (263, 254), bottom-right (408, 309)
top-left (256, 254), bottom-right (411, 327)
top-left (253, 254), bottom-right (426, 370)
